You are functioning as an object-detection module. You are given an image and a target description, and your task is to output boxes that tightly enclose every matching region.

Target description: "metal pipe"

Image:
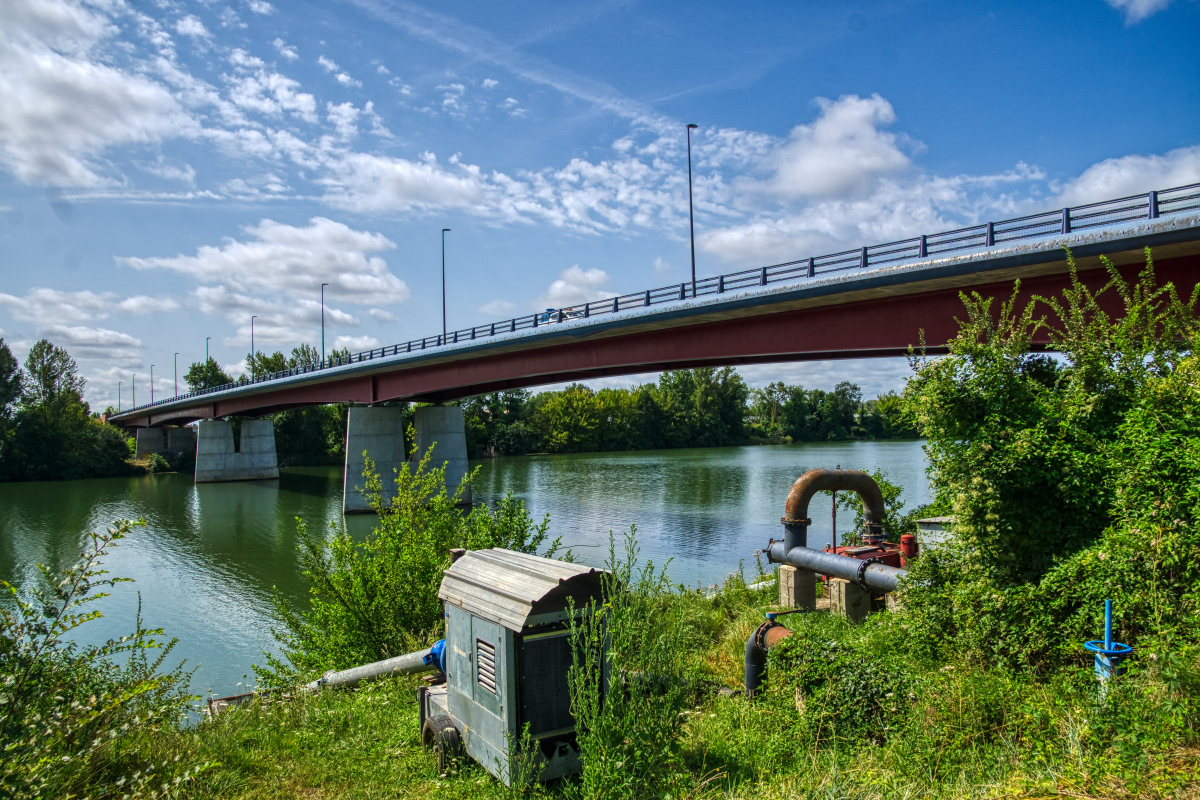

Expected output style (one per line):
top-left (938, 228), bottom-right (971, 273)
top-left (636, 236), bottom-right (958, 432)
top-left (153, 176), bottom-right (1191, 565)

top-left (744, 620), bottom-right (795, 697)
top-left (767, 542), bottom-right (906, 593)
top-left (305, 646), bottom-right (435, 691)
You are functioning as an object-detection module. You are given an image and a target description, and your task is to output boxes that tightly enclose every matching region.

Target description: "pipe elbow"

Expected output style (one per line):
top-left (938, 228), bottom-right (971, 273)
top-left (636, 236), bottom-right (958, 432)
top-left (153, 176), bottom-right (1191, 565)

top-left (784, 468), bottom-right (886, 528)
top-left (744, 621), bottom-right (795, 697)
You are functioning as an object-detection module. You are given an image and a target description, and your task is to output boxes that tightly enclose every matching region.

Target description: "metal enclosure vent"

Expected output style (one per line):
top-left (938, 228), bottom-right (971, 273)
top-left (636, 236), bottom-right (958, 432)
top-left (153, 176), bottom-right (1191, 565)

top-left (476, 639), bottom-right (497, 694)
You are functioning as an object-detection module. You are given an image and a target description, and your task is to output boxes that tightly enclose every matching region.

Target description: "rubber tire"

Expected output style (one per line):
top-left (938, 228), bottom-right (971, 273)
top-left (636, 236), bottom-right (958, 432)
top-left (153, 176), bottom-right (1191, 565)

top-left (421, 715), bottom-right (462, 771)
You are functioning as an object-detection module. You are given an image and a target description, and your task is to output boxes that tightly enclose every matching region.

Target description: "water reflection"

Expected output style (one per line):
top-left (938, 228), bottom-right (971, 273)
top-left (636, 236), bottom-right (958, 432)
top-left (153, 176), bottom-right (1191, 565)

top-left (0, 440), bottom-right (928, 697)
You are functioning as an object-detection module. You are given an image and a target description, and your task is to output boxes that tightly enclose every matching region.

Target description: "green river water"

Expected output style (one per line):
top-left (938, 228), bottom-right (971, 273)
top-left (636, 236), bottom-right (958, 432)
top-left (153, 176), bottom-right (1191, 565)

top-left (0, 440), bottom-right (927, 698)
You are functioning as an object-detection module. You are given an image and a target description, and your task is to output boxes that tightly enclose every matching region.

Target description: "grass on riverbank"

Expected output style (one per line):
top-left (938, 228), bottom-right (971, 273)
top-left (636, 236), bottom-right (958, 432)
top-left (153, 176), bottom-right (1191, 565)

top-left (95, 572), bottom-right (1199, 800)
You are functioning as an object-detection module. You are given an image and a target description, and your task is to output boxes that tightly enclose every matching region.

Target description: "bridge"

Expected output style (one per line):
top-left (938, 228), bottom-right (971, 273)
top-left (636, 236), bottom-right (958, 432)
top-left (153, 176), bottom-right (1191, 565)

top-left (108, 184), bottom-right (1200, 511)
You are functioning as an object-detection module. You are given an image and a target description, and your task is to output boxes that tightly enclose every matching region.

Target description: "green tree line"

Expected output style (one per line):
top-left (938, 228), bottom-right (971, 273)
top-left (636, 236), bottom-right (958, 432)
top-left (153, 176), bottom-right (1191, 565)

top-left (0, 338), bottom-right (133, 482)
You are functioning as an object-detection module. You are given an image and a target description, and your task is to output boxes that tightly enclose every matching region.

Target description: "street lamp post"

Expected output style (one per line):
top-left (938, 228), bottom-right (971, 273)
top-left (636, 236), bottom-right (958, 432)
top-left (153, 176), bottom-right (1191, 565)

top-left (205, 337), bottom-right (211, 390)
top-left (174, 353), bottom-right (179, 397)
top-left (321, 284), bottom-right (329, 364)
top-left (686, 123), bottom-right (699, 299)
top-left (132, 374), bottom-right (136, 407)
top-left (118, 382), bottom-right (121, 412)
top-left (441, 228), bottom-right (451, 340)
top-left (251, 315), bottom-right (257, 378)
top-left (150, 365), bottom-right (154, 404)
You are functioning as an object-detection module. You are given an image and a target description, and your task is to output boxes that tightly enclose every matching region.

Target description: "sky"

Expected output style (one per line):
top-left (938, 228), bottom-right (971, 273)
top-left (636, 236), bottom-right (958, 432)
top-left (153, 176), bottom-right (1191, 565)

top-left (1, 0), bottom-right (1198, 411)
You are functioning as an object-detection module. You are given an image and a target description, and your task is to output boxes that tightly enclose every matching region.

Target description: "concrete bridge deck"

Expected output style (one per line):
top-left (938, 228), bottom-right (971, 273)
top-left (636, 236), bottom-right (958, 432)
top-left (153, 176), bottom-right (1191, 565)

top-left (109, 199), bottom-right (1200, 430)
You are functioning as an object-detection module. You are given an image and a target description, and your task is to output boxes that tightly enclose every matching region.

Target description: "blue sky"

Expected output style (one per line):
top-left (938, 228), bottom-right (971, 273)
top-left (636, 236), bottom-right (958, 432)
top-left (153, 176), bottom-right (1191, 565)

top-left (1, 0), bottom-right (1198, 410)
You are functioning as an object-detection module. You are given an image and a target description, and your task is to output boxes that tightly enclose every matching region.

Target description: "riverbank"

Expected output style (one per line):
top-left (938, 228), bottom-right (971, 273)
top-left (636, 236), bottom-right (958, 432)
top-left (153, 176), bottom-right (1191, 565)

top-left (87, 575), bottom-right (1200, 799)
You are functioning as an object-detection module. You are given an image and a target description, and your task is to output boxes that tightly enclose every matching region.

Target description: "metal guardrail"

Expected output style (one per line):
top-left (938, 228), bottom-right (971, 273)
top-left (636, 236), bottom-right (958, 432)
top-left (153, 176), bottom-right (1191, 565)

top-left (117, 183), bottom-right (1200, 416)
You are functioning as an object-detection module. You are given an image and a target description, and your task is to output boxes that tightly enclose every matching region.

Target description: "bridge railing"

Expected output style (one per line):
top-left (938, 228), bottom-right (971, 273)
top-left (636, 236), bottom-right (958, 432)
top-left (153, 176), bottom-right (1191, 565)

top-left (116, 182), bottom-right (1200, 416)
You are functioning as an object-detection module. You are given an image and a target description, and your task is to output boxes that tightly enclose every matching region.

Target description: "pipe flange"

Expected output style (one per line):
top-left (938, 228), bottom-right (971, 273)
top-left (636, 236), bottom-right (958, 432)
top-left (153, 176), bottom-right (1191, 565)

top-left (855, 557), bottom-right (881, 589)
top-left (753, 620), bottom-right (780, 652)
top-left (781, 518), bottom-right (812, 525)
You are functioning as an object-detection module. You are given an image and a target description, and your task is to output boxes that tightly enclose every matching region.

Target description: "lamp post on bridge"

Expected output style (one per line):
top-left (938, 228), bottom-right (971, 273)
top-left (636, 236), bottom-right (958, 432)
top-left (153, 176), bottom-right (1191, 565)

top-left (321, 284), bottom-right (329, 364)
top-left (251, 315), bottom-right (257, 378)
top-left (441, 228), bottom-right (451, 340)
top-left (205, 337), bottom-right (211, 390)
top-left (118, 382), bottom-right (121, 413)
top-left (174, 353), bottom-right (178, 397)
top-left (132, 374), bottom-right (136, 407)
top-left (686, 123), bottom-right (699, 300)
top-left (150, 365), bottom-right (154, 404)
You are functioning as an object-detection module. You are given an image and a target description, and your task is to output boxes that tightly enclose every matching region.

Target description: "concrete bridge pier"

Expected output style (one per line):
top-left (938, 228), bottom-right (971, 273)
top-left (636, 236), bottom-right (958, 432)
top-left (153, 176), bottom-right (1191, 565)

top-left (343, 406), bottom-right (407, 514)
top-left (410, 405), bottom-right (471, 506)
top-left (135, 425), bottom-right (197, 458)
top-left (195, 419), bottom-right (279, 483)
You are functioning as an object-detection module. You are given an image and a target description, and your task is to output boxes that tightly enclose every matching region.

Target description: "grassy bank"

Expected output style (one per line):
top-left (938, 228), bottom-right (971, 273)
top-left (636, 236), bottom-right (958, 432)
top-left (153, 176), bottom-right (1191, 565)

top-left (93, 571), bottom-right (1198, 800)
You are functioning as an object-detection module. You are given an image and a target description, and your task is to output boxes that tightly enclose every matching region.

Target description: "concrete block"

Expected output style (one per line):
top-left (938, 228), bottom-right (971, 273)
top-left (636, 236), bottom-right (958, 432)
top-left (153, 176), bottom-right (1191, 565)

top-left (343, 406), bottom-right (407, 514)
top-left (885, 592), bottom-right (905, 613)
top-left (779, 565), bottom-right (816, 610)
top-left (135, 427), bottom-right (166, 458)
top-left (166, 426), bottom-right (196, 453)
top-left (195, 419), bottom-right (279, 483)
top-left (410, 405), bottom-right (471, 505)
top-left (829, 578), bottom-right (870, 622)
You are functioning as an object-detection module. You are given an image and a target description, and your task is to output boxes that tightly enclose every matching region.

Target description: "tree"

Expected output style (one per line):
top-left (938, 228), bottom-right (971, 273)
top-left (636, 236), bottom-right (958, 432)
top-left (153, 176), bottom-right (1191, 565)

top-left (22, 339), bottom-right (85, 410)
top-left (246, 350), bottom-right (288, 380)
top-left (0, 339), bottom-right (20, 425)
top-left (184, 358), bottom-right (232, 393)
top-left (289, 344), bottom-right (321, 370)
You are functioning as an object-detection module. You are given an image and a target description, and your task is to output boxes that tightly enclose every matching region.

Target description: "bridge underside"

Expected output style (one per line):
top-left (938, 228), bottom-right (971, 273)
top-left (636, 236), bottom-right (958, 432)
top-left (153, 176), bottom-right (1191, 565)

top-left (118, 249), bottom-right (1200, 428)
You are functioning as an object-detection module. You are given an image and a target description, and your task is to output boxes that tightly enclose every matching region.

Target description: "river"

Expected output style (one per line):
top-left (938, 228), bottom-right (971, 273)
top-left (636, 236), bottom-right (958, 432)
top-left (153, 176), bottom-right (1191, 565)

top-left (0, 440), bottom-right (928, 698)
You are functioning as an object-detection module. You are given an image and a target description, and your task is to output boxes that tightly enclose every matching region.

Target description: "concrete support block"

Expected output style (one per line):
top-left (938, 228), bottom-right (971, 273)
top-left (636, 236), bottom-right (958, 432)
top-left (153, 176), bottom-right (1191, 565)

top-left (167, 426), bottom-right (196, 454)
top-left (195, 419), bottom-right (279, 483)
top-left (343, 406), bottom-right (407, 514)
top-left (135, 427), bottom-right (166, 458)
top-left (885, 592), bottom-right (905, 613)
top-left (829, 578), bottom-right (870, 622)
top-left (410, 405), bottom-right (471, 505)
top-left (779, 565), bottom-right (816, 610)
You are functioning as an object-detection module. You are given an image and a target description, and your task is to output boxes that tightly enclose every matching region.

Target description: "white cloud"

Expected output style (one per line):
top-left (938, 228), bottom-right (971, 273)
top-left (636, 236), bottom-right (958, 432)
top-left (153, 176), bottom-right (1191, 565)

top-left (376, 64), bottom-right (390, 75)
top-left (367, 308), bottom-right (397, 322)
top-left (272, 38), bottom-right (298, 61)
top-left (39, 324), bottom-right (142, 364)
top-left (318, 54), bottom-right (360, 86)
top-left (534, 266), bottom-right (617, 309)
top-left (0, 0), bottom-right (198, 186)
top-left (334, 334), bottom-right (381, 351)
top-left (1056, 144), bottom-right (1200, 207)
top-left (174, 15), bottom-right (210, 39)
top-left (318, 55), bottom-right (340, 72)
top-left (326, 101), bottom-right (360, 139)
top-left (1103, 0), bottom-right (1175, 23)
top-left (482, 78), bottom-right (498, 88)
top-left (753, 94), bottom-right (914, 200)
top-left (479, 299), bottom-right (515, 316)
top-left (653, 257), bottom-right (672, 275)
top-left (0, 288), bottom-right (177, 323)
top-left (246, 0), bottom-right (274, 15)
top-left (119, 217), bottom-right (409, 306)
top-left (135, 154), bottom-right (196, 183)
top-left (336, 72), bottom-right (362, 88)
top-left (318, 151), bottom-right (486, 213)
top-left (225, 51), bottom-right (318, 123)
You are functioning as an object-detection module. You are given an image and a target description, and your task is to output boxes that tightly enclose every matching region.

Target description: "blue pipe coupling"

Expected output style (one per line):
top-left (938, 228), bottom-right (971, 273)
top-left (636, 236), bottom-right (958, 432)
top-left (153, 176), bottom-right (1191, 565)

top-left (1084, 599), bottom-right (1133, 683)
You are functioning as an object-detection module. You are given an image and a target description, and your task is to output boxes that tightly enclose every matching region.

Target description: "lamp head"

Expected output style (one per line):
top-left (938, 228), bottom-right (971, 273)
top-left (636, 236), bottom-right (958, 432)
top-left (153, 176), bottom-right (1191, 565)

top-left (687, 123), bottom-right (698, 129)
top-left (442, 228), bottom-right (451, 233)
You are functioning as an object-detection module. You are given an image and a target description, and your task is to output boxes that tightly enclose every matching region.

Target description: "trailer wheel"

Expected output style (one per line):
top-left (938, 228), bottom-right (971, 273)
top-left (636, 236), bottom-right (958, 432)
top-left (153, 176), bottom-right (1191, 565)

top-left (422, 715), bottom-right (462, 771)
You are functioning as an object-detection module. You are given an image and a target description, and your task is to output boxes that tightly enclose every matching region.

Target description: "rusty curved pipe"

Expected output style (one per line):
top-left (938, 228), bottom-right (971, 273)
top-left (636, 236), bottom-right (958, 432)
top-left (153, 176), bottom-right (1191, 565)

top-left (784, 468), bottom-right (885, 531)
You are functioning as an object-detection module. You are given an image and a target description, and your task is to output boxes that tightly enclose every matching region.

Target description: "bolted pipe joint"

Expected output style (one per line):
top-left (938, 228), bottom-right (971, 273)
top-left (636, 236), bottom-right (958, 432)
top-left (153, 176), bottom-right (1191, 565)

top-left (744, 619), bottom-right (795, 697)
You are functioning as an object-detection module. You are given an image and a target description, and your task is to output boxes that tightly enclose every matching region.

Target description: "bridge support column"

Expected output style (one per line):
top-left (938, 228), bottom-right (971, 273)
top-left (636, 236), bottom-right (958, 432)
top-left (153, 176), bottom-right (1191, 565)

top-left (167, 425), bottom-right (196, 455)
top-left (410, 405), bottom-right (471, 506)
top-left (343, 406), bottom-right (407, 514)
top-left (195, 419), bottom-right (279, 483)
top-left (135, 427), bottom-right (166, 458)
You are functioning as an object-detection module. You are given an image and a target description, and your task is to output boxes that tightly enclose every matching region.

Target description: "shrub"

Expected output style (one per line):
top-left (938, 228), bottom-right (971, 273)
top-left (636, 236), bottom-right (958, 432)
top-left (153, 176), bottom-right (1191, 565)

top-left (258, 446), bottom-right (555, 685)
top-left (0, 520), bottom-right (200, 799)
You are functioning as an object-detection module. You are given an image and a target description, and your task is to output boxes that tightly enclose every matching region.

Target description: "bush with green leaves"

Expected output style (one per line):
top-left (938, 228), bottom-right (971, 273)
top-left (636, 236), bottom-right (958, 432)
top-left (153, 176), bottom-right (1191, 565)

top-left (900, 248), bottom-right (1200, 668)
top-left (0, 520), bottom-right (200, 799)
top-left (567, 531), bottom-right (694, 800)
top-left (259, 447), bottom-right (555, 686)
